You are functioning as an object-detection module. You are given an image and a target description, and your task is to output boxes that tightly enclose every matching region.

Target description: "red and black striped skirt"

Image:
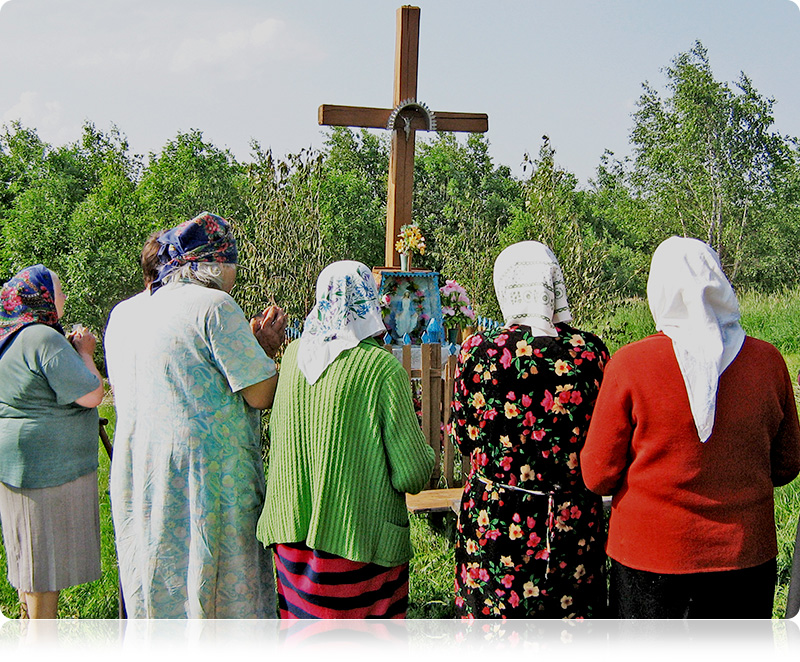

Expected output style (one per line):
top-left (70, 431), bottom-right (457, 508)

top-left (274, 542), bottom-right (409, 619)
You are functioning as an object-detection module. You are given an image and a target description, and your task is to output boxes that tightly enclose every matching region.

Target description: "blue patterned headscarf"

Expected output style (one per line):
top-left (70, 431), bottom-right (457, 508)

top-left (151, 212), bottom-right (238, 293)
top-left (296, 261), bottom-right (387, 384)
top-left (0, 264), bottom-right (63, 354)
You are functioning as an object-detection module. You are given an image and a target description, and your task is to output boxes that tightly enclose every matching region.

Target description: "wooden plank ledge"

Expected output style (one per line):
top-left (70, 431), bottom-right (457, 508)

top-left (406, 488), bottom-right (462, 514)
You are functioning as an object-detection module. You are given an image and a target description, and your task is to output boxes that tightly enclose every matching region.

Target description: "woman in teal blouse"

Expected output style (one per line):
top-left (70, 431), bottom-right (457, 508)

top-left (0, 265), bottom-right (104, 619)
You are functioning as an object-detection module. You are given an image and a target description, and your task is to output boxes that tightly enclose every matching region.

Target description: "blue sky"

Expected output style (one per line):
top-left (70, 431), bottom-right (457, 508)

top-left (1, 0), bottom-right (799, 185)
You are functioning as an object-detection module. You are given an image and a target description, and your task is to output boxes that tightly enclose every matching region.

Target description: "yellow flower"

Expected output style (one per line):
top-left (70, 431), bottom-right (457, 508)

top-left (477, 510), bottom-right (490, 527)
top-left (509, 523), bottom-right (523, 540)
top-left (500, 556), bottom-right (514, 567)
top-left (515, 340), bottom-right (533, 357)
top-left (504, 402), bottom-right (520, 418)
top-left (468, 425), bottom-right (480, 440)
top-left (554, 359), bottom-right (571, 376)
top-left (523, 582), bottom-right (539, 598)
top-left (472, 392), bottom-right (486, 409)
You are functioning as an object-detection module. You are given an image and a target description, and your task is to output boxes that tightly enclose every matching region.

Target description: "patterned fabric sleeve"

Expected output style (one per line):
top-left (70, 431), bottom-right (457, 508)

top-left (205, 295), bottom-right (276, 393)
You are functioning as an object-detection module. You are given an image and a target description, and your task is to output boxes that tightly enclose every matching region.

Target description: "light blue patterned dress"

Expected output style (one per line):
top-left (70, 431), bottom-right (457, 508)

top-left (107, 281), bottom-right (276, 618)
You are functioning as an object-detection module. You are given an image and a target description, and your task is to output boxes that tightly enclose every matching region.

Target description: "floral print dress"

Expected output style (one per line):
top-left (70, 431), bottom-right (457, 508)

top-left (450, 323), bottom-right (609, 619)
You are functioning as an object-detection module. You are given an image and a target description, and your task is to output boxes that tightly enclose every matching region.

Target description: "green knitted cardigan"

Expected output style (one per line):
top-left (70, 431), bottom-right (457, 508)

top-left (256, 337), bottom-right (436, 567)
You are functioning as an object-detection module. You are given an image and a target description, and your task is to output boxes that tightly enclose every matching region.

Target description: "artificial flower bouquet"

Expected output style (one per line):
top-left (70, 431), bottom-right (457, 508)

top-left (439, 279), bottom-right (476, 329)
top-left (395, 224), bottom-right (426, 255)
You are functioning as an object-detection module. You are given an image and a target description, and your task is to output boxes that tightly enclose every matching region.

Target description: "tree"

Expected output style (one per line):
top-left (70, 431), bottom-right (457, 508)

top-left (317, 128), bottom-right (387, 268)
top-left (234, 143), bottom-right (330, 322)
top-left (65, 124), bottom-right (147, 333)
top-left (628, 41), bottom-right (796, 285)
top-left (499, 138), bottom-right (610, 323)
top-left (136, 129), bottom-right (248, 231)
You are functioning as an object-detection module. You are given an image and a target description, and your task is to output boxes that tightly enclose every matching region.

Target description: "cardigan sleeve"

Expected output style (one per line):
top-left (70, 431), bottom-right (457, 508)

top-left (379, 361), bottom-right (435, 495)
top-left (770, 355), bottom-right (800, 487)
top-left (580, 354), bottom-right (635, 496)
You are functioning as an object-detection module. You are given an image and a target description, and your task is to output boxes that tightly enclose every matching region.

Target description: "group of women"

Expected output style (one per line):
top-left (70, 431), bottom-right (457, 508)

top-left (0, 209), bottom-right (799, 620)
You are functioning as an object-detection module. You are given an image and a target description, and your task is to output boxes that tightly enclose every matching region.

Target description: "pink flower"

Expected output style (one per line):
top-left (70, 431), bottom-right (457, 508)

top-left (541, 390), bottom-right (554, 411)
top-left (500, 348), bottom-right (512, 369)
top-left (500, 574), bottom-right (514, 589)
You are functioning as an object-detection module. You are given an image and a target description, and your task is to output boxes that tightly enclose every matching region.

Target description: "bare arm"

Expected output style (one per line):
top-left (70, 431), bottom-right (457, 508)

top-left (241, 374), bottom-right (278, 410)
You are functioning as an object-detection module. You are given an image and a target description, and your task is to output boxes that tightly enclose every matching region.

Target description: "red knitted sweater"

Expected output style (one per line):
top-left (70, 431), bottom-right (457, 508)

top-left (581, 333), bottom-right (800, 574)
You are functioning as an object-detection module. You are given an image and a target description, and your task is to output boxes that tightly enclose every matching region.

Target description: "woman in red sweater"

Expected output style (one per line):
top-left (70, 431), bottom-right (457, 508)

top-left (581, 236), bottom-right (800, 618)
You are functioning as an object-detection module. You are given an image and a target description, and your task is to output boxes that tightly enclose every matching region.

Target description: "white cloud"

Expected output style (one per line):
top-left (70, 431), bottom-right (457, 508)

top-left (3, 91), bottom-right (61, 127)
top-left (169, 18), bottom-right (324, 74)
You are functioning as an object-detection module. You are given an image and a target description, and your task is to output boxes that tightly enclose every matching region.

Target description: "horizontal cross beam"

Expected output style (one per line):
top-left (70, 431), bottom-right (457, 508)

top-left (319, 104), bottom-right (488, 133)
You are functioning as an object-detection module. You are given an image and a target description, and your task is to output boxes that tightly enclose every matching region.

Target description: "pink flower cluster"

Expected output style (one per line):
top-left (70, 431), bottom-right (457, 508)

top-left (439, 279), bottom-right (476, 328)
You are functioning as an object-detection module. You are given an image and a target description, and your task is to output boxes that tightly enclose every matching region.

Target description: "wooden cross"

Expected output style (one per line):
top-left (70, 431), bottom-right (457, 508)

top-left (319, 5), bottom-right (488, 268)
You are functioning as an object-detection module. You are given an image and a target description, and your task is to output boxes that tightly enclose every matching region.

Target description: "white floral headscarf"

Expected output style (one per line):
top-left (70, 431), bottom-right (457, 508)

top-left (647, 236), bottom-right (746, 443)
top-left (493, 241), bottom-right (572, 336)
top-left (296, 261), bottom-right (387, 385)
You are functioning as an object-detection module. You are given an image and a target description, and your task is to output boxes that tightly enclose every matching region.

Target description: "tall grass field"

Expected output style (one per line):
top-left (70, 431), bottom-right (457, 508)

top-left (1, 290), bottom-right (799, 619)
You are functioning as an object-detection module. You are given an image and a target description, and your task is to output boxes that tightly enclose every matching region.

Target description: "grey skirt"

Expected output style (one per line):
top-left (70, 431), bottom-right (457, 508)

top-left (0, 471), bottom-right (101, 593)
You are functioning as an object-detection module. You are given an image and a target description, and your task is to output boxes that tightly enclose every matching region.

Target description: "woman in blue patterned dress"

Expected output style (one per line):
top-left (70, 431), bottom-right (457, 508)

top-left (107, 212), bottom-right (286, 618)
top-left (450, 241), bottom-right (609, 619)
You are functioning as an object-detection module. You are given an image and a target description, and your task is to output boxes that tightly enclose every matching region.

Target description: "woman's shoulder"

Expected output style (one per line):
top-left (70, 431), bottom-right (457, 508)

top-left (556, 323), bottom-right (609, 353)
top-left (15, 323), bottom-right (68, 351)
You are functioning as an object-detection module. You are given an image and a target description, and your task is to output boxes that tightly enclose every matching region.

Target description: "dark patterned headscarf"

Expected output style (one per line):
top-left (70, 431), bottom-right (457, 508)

top-left (151, 212), bottom-right (238, 293)
top-left (0, 264), bottom-right (63, 354)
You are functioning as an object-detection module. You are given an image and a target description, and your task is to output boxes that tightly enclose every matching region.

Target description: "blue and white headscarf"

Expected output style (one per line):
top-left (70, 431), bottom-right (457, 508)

top-left (296, 261), bottom-right (386, 385)
top-left (151, 212), bottom-right (238, 293)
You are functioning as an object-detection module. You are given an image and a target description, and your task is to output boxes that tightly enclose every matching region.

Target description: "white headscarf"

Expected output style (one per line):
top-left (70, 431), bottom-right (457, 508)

top-left (493, 241), bottom-right (572, 336)
top-left (647, 237), bottom-right (746, 443)
top-left (296, 261), bottom-right (387, 385)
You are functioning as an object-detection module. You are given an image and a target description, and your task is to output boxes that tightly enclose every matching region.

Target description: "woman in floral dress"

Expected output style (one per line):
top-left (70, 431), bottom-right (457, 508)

top-left (451, 241), bottom-right (609, 619)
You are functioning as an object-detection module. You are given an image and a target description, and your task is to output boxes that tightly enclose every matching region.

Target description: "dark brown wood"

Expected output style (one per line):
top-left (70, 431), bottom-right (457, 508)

top-left (317, 6), bottom-right (488, 268)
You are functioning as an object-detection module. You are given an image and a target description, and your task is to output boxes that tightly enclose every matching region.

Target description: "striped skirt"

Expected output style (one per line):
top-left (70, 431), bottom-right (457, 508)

top-left (274, 542), bottom-right (409, 618)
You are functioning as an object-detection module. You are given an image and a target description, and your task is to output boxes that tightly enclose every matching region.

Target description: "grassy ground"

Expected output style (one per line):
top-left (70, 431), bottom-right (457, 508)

top-left (1, 290), bottom-right (799, 619)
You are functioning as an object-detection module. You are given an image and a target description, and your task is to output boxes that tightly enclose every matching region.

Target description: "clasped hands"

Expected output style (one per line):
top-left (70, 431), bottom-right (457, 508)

top-left (250, 305), bottom-right (287, 359)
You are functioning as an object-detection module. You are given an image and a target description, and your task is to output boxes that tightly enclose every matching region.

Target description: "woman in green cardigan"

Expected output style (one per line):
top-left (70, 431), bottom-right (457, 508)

top-left (256, 260), bottom-right (435, 618)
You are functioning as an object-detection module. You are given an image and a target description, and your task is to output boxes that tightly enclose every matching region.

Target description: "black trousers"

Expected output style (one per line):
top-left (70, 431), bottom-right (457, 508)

top-left (609, 557), bottom-right (777, 619)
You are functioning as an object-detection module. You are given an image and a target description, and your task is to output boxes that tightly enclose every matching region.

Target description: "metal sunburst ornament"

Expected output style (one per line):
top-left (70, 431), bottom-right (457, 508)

top-left (386, 99), bottom-right (437, 141)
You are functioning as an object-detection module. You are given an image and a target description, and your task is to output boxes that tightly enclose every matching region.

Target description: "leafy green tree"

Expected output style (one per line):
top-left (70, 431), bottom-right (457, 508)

top-left (317, 128), bottom-right (387, 268)
top-left (136, 129), bottom-right (248, 231)
top-left (234, 143), bottom-right (331, 322)
top-left (65, 124), bottom-right (147, 333)
top-left (0, 122), bottom-right (98, 282)
top-left (628, 41), bottom-right (797, 286)
top-left (500, 138), bottom-right (610, 324)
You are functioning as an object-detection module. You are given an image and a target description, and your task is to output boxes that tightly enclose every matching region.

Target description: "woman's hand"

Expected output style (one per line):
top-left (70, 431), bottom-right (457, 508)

top-left (66, 326), bottom-right (104, 408)
top-left (251, 306), bottom-right (287, 359)
top-left (68, 325), bottom-right (97, 357)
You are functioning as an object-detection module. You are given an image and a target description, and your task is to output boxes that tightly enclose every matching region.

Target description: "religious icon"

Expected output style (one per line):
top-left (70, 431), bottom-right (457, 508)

top-left (378, 270), bottom-right (444, 345)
